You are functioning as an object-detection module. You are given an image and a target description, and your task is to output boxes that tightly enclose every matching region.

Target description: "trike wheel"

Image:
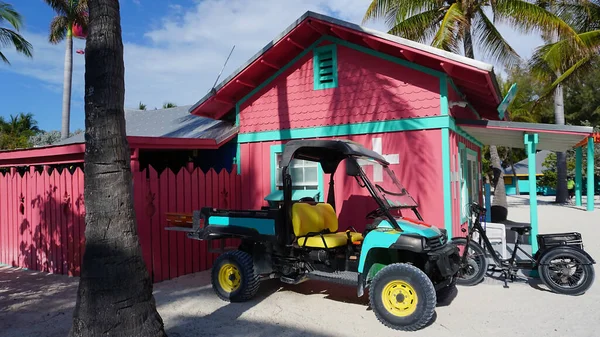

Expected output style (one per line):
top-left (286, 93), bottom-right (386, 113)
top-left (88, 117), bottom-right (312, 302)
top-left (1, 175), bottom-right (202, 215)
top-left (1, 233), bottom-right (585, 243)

top-left (369, 263), bottom-right (436, 331)
top-left (538, 247), bottom-right (595, 296)
top-left (452, 238), bottom-right (488, 286)
top-left (211, 250), bottom-right (260, 302)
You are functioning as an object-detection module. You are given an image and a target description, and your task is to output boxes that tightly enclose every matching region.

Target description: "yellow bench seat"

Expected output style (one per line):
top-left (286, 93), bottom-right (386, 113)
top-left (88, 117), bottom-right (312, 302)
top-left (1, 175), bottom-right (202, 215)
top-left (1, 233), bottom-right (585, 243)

top-left (292, 202), bottom-right (364, 248)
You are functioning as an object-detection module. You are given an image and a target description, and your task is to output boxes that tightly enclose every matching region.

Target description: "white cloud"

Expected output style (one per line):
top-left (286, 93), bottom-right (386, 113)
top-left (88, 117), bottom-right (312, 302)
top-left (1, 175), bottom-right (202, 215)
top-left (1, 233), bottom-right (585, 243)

top-left (3, 0), bottom-right (543, 114)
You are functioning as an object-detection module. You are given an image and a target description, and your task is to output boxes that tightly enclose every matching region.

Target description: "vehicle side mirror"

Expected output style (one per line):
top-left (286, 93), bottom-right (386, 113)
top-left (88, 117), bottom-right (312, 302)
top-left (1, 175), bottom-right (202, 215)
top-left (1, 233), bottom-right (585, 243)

top-left (346, 160), bottom-right (361, 176)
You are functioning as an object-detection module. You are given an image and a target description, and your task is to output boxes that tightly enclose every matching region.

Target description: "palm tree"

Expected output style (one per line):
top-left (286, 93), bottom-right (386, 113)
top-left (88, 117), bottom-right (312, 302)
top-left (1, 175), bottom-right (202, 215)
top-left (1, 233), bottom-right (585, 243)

top-left (138, 101), bottom-right (147, 110)
top-left (162, 102), bottom-right (177, 109)
top-left (528, 1), bottom-right (599, 203)
top-left (44, 0), bottom-right (88, 141)
top-left (69, 1), bottom-right (166, 336)
top-left (0, 112), bottom-right (41, 150)
top-left (363, 0), bottom-right (576, 220)
top-left (0, 2), bottom-right (33, 64)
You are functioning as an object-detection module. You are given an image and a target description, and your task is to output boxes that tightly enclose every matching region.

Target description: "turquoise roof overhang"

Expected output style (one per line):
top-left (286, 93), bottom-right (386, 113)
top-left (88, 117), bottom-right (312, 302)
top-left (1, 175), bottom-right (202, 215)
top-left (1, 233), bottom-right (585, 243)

top-left (457, 119), bottom-right (595, 152)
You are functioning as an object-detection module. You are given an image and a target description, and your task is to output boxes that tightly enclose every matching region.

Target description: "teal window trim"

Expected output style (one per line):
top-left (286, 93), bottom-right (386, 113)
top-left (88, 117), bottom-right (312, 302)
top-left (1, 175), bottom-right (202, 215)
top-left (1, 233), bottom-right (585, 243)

top-left (269, 144), bottom-right (324, 200)
top-left (441, 128), bottom-right (453, 237)
top-left (458, 142), bottom-right (468, 223)
top-left (313, 44), bottom-right (338, 90)
top-left (440, 76), bottom-right (449, 116)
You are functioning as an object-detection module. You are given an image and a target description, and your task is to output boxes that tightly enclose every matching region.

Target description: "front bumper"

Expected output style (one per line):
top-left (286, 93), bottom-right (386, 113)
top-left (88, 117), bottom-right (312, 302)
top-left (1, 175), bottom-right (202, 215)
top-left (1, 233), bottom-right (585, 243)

top-left (426, 243), bottom-right (461, 279)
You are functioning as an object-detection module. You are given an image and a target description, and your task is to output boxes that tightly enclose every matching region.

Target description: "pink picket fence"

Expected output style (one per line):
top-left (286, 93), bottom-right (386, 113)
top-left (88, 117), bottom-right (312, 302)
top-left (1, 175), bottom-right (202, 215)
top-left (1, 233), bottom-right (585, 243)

top-left (0, 165), bottom-right (242, 283)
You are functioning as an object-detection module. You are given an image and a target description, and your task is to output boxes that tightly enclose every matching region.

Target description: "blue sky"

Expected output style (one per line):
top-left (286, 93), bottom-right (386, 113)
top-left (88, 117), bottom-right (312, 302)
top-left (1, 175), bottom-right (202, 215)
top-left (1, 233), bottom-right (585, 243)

top-left (1, 0), bottom-right (542, 133)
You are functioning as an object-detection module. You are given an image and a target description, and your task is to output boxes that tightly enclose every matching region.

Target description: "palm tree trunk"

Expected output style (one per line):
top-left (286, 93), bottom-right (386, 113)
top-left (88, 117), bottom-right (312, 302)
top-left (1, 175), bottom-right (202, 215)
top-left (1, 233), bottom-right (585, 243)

top-left (509, 149), bottom-right (520, 195)
top-left (61, 30), bottom-right (73, 140)
top-left (554, 74), bottom-right (568, 203)
top-left (69, 1), bottom-right (166, 336)
top-left (464, 29), bottom-right (508, 220)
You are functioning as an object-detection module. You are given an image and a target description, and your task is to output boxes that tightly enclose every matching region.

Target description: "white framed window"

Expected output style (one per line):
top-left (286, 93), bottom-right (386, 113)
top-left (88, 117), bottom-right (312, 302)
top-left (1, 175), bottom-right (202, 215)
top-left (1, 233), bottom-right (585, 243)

top-left (459, 144), bottom-right (480, 222)
top-left (274, 153), bottom-right (319, 190)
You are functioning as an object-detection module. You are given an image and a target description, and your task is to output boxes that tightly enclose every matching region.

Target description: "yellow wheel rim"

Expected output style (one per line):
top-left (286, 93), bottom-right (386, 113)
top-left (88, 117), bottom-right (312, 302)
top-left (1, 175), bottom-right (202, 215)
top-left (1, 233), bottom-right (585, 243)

top-left (381, 280), bottom-right (418, 317)
top-left (218, 263), bottom-right (241, 293)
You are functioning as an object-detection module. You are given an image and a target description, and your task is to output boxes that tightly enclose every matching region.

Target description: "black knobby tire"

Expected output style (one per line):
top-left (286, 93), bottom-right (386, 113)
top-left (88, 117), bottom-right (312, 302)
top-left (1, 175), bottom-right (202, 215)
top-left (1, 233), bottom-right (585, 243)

top-left (452, 238), bottom-right (488, 286)
top-left (538, 247), bottom-right (595, 296)
top-left (436, 277), bottom-right (457, 304)
top-left (369, 263), bottom-right (436, 331)
top-left (211, 250), bottom-right (260, 302)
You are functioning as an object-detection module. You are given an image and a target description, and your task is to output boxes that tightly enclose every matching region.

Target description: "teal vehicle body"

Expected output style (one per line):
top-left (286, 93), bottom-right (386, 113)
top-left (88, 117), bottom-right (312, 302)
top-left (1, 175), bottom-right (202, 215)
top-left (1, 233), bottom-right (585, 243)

top-left (358, 219), bottom-right (445, 273)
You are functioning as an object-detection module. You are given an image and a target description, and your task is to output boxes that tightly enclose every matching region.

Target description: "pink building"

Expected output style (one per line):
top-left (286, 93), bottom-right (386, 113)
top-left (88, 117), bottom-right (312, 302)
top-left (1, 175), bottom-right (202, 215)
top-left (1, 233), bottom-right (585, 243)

top-left (1, 11), bottom-right (594, 280)
top-left (190, 11), bottom-right (505, 238)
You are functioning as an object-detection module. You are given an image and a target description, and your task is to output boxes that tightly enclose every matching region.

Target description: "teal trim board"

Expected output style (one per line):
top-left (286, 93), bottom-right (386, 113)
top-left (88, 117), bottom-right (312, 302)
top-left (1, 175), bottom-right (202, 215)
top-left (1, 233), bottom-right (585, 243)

top-left (458, 142), bottom-right (467, 224)
top-left (239, 115), bottom-right (453, 143)
top-left (440, 76), bottom-right (449, 116)
top-left (576, 147), bottom-right (583, 207)
top-left (313, 44), bottom-right (338, 90)
top-left (525, 133), bottom-right (539, 253)
top-left (442, 128), bottom-right (453, 238)
top-left (587, 137), bottom-right (595, 212)
top-left (210, 216), bottom-right (276, 235)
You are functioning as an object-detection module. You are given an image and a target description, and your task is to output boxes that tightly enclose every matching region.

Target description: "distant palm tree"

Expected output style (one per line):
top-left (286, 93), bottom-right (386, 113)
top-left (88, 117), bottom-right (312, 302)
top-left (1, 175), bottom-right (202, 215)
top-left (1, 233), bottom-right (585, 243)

top-left (0, 112), bottom-right (41, 150)
top-left (138, 101), bottom-right (147, 110)
top-left (44, 0), bottom-right (88, 140)
top-left (528, 1), bottom-right (598, 203)
top-left (162, 102), bottom-right (177, 109)
top-left (0, 2), bottom-right (33, 64)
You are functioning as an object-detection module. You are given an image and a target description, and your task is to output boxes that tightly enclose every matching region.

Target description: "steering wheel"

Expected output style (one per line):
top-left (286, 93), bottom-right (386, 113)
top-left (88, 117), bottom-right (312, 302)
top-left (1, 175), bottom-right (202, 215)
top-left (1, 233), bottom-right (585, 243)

top-left (366, 207), bottom-right (386, 219)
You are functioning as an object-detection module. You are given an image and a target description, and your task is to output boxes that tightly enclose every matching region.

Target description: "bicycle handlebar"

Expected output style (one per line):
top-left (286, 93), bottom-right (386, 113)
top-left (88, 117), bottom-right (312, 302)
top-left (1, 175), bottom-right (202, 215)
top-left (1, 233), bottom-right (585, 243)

top-left (469, 202), bottom-right (486, 216)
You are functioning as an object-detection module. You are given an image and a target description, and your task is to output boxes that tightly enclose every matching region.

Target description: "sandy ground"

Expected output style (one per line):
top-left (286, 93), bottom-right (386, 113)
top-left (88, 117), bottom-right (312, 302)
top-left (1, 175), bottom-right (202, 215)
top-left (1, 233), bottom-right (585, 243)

top-left (1, 195), bottom-right (599, 337)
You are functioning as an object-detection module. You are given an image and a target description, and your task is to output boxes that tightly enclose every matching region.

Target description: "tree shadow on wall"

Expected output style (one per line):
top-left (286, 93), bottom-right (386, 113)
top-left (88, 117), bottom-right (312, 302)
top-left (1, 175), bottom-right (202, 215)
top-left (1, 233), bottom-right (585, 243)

top-left (16, 180), bottom-right (86, 277)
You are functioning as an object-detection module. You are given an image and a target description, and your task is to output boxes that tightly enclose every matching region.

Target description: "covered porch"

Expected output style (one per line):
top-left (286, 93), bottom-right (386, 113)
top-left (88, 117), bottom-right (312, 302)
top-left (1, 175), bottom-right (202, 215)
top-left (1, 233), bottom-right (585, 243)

top-left (456, 119), bottom-right (596, 252)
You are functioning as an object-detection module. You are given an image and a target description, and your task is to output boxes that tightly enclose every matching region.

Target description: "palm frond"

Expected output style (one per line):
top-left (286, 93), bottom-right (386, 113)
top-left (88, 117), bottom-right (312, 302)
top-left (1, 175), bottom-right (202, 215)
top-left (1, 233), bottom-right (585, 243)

top-left (43, 0), bottom-right (68, 16)
top-left (74, 0), bottom-right (88, 27)
top-left (0, 27), bottom-right (33, 60)
top-left (49, 15), bottom-right (68, 44)
top-left (363, 0), bottom-right (441, 25)
top-left (494, 0), bottom-right (580, 42)
top-left (554, 0), bottom-right (600, 32)
top-left (473, 9), bottom-right (520, 67)
top-left (540, 30), bottom-right (600, 72)
top-left (387, 8), bottom-right (445, 42)
top-left (431, 3), bottom-right (466, 53)
top-left (0, 2), bottom-right (24, 31)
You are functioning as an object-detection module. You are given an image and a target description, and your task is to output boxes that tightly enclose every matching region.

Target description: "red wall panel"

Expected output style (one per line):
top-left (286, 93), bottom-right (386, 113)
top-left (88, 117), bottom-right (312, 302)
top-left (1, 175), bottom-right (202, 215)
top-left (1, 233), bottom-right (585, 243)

top-left (240, 130), bottom-right (445, 232)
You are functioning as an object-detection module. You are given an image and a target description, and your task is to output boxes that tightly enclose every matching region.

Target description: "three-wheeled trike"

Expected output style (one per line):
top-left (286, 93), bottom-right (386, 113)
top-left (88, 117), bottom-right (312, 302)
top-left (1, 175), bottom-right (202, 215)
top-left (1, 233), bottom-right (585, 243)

top-left (165, 139), bottom-right (461, 331)
top-left (454, 202), bottom-right (595, 295)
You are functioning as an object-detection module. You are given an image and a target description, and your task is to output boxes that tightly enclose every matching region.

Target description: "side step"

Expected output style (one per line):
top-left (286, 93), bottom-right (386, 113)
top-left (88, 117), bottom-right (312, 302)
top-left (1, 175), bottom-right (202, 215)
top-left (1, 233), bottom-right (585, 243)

top-left (306, 270), bottom-right (359, 287)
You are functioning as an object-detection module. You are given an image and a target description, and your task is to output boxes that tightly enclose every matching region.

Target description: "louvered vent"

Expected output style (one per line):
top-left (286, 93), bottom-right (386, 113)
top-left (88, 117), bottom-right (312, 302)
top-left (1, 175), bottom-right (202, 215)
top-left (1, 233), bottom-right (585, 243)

top-left (313, 45), bottom-right (338, 90)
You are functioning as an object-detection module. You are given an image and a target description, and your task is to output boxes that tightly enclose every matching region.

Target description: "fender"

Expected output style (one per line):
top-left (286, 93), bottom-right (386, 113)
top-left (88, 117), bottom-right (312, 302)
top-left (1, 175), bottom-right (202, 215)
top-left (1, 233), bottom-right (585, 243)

top-left (537, 245), bottom-right (596, 265)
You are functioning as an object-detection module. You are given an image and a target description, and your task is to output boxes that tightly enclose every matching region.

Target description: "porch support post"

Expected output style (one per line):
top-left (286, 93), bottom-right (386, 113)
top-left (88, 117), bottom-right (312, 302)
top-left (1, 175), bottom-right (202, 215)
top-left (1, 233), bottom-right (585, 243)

top-left (576, 147), bottom-right (583, 206)
top-left (525, 133), bottom-right (539, 253)
top-left (587, 137), bottom-right (595, 211)
top-left (484, 183), bottom-right (491, 222)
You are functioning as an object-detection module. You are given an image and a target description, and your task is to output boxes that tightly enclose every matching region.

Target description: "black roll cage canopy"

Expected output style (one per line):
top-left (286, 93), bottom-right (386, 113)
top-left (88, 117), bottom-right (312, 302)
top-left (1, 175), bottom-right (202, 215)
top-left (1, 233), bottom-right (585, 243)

top-left (279, 139), bottom-right (422, 237)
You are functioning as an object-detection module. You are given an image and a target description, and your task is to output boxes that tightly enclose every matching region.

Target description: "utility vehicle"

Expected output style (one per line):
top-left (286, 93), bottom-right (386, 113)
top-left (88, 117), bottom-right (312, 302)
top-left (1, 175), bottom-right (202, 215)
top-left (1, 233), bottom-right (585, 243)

top-left (166, 139), bottom-right (460, 331)
top-left (454, 202), bottom-right (595, 295)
